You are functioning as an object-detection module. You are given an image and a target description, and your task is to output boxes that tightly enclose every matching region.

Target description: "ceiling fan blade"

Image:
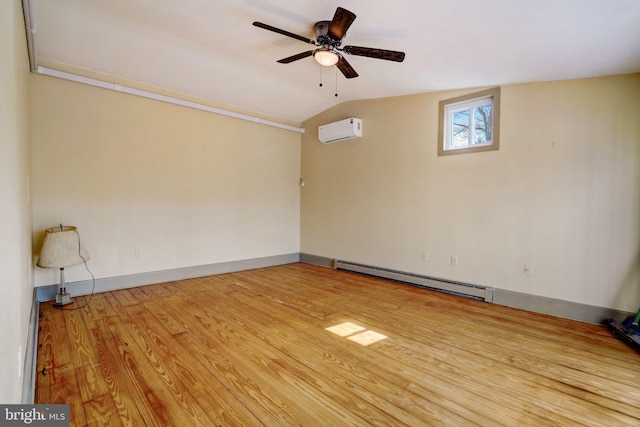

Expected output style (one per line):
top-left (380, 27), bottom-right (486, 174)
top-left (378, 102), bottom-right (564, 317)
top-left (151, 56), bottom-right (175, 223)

top-left (328, 7), bottom-right (356, 41)
top-left (343, 45), bottom-right (405, 62)
top-left (277, 50), bottom-right (314, 64)
top-left (336, 55), bottom-right (359, 79)
top-left (253, 21), bottom-right (317, 45)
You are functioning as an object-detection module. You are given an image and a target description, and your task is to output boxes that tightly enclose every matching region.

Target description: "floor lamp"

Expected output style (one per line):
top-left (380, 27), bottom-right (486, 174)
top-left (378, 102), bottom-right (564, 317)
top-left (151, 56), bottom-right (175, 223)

top-left (37, 225), bottom-right (90, 306)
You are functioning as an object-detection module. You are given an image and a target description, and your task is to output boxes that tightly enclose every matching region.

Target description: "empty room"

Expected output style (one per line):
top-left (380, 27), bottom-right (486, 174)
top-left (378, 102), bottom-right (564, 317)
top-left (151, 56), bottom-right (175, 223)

top-left (2, 0), bottom-right (640, 425)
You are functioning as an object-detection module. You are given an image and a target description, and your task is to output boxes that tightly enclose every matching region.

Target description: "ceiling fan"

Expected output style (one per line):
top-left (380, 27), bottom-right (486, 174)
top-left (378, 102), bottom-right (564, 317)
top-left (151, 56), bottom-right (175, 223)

top-left (253, 7), bottom-right (405, 79)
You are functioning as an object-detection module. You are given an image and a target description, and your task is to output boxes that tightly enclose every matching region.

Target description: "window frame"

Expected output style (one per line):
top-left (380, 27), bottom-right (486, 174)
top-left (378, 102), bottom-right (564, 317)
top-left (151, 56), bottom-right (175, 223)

top-left (438, 87), bottom-right (501, 156)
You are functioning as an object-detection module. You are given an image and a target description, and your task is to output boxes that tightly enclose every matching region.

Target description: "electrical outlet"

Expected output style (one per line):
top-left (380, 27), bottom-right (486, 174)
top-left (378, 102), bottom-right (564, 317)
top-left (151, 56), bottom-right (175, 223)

top-left (134, 250), bottom-right (141, 260)
top-left (422, 251), bottom-right (429, 262)
top-left (451, 255), bottom-right (458, 266)
top-left (524, 264), bottom-right (534, 276)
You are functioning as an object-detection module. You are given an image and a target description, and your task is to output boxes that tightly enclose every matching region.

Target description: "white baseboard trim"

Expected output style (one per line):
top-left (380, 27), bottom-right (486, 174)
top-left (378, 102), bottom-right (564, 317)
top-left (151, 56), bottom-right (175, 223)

top-left (22, 290), bottom-right (39, 403)
top-left (298, 253), bottom-right (632, 325)
top-left (491, 289), bottom-right (630, 325)
top-left (36, 253), bottom-right (300, 302)
top-left (35, 251), bottom-right (631, 326)
top-left (300, 252), bottom-right (335, 268)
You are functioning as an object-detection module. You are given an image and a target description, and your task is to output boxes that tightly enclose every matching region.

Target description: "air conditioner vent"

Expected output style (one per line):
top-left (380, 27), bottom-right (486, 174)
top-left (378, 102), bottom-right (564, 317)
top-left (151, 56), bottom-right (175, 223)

top-left (318, 117), bottom-right (362, 143)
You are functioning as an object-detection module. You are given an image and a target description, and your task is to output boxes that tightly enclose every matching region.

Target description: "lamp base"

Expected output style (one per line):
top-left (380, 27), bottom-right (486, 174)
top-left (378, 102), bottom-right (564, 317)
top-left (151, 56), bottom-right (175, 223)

top-left (54, 291), bottom-right (73, 306)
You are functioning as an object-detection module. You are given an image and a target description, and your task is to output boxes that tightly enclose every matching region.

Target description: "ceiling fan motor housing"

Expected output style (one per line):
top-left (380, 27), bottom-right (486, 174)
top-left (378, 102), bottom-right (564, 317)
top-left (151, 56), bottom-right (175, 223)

top-left (314, 21), bottom-right (339, 47)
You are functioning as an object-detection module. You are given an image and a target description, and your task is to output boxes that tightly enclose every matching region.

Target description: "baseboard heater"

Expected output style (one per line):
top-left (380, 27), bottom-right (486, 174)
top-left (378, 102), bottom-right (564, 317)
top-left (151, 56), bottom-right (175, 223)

top-left (334, 260), bottom-right (494, 303)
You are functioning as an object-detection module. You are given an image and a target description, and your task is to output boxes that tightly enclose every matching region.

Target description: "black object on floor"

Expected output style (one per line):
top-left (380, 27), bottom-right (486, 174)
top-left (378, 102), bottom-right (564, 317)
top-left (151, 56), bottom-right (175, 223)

top-left (607, 318), bottom-right (640, 352)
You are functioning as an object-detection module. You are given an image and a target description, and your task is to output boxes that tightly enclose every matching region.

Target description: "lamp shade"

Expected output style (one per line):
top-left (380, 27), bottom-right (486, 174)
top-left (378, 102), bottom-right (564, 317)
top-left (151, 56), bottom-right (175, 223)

top-left (37, 226), bottom-right (90, 268)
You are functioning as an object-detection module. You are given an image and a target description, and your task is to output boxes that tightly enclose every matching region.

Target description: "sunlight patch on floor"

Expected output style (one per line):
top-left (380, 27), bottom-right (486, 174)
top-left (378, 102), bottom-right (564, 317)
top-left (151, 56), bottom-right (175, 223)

top-left (325, 322), bottom-right (366, 337)
top-left (347, 330), bottom-right (388, 346)
top-left (325, 322), bottom-right (388, 346)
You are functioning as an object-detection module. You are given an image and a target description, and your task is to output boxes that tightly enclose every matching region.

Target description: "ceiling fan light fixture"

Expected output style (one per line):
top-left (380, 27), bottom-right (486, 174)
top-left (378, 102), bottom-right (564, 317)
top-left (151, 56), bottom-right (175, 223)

top-left (314, 49), bottom-right (339, 66)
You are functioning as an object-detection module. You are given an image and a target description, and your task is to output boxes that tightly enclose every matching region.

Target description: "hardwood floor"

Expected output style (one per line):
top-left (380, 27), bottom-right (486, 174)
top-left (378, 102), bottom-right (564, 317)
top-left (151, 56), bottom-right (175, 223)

top-left (35, 263), bottom-right (640, 426)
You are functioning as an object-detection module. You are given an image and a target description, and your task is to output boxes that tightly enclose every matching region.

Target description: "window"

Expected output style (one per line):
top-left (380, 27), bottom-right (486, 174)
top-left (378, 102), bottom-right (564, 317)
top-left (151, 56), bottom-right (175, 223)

top-left (438, 87), bottom-right (500, 156)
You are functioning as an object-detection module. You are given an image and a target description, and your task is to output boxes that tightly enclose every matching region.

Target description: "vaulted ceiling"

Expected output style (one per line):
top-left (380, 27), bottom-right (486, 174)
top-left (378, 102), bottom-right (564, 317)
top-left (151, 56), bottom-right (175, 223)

top-left (28, 0), bottom-right (640, 123)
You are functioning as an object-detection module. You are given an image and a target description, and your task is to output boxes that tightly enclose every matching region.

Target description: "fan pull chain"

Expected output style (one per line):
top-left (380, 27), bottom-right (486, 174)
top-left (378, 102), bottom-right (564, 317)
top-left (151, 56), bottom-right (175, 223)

top-left (334, 68), bottom-right (338, 97)
top-left (319, 64), bottom-right (323, 87)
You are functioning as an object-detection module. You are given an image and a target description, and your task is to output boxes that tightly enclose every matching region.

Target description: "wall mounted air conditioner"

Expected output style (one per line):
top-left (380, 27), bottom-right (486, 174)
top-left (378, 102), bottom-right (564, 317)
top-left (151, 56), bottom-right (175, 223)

top-left (318, 117), bottom-right (363, 143)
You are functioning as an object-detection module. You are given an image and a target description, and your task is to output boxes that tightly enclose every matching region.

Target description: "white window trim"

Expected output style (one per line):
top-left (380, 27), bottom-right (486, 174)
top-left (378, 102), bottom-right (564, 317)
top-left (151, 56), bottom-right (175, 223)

top-left (438, 87), bottom-right (501, 156)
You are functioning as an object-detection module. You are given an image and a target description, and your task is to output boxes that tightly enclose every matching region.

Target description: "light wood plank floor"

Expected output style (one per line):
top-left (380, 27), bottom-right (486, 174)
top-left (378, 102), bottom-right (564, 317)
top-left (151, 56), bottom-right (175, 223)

top-left (36, 263), bottom-right (640, 426)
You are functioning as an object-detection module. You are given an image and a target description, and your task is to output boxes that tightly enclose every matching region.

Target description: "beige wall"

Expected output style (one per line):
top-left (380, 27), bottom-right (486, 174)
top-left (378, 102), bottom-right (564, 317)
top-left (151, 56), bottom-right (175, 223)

top-left (0, 0), bottom-right (33, 403)
top-left (301, 74), bottom-right (640, 312)
top-left (31, 75), bottom-right (301, 286)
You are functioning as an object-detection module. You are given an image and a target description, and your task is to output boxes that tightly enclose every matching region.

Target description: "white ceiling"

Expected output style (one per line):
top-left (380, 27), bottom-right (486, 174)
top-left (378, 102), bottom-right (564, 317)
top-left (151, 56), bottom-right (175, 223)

top-left (29, 0), bottom-right (640, 123)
